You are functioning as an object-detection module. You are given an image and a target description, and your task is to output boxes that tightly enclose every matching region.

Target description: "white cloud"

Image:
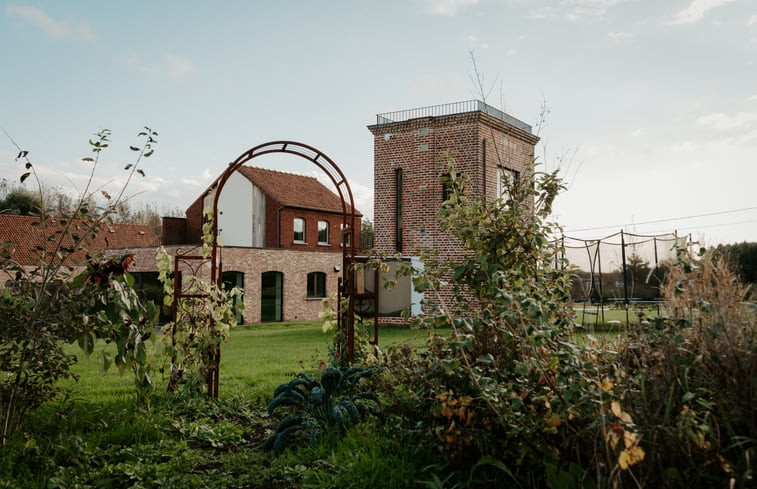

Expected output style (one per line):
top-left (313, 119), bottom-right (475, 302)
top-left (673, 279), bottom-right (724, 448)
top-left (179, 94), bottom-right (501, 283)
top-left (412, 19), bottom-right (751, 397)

top-left (125, 53), bottom-right (156, 74)
top-left (529, 0), bottom-right (627, 23)
top-left (164, 53), bottom-right (196, 81)
top-left (124, 52), bottom-right (196, 81)
top-left (697, 111), bottom-right (757, 130)
top-left (632, 128), bottom-right (643, 137)
top-left (424, 0), bottom-right (479, 16)
top-left (608, 31), bottom-right (634, 40)
top-left (672, 0), bottom-right (738, 25)
top-left (5, 4), bottom-right (94, 42)
top-left (748, 14), bottom-right (757, 25)
top-left (749, 93), bottom-right (757, 101)
top-left (467, 34), bottom-right (489, 49)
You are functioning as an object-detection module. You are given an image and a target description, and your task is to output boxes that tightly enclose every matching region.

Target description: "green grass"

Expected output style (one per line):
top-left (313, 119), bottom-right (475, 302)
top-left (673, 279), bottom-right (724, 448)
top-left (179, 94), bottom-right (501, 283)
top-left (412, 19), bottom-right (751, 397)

top-left (0, 322), bottom-right (433, 488)
top-left (62, 321), bottom-right (430, 403)
top-left (573, 303), bottom-right (663, 327)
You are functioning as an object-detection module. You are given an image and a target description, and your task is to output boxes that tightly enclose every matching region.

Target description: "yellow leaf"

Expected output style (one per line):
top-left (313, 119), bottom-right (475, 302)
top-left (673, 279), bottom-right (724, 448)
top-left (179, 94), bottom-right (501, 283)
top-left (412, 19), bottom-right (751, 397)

top-left (624, 430), bottom-right (638, 448)
top-left (618, 445), bottom-right (645, 470)
top-left (546, 412), bottom-right (562, 427)
top-left (611, 401), bottom-right (633, 424)
top-left (611, 401), bottom-right (622, 417)
top-left (601, 378), bottom-right (614, 392)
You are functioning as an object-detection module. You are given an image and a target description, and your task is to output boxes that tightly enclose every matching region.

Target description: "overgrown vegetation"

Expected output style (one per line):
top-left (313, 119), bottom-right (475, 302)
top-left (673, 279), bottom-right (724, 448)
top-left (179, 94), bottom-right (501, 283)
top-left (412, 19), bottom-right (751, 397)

top-left (0, 128), bottom-right (160, 442)
top-left (613, 246), bottom-right (756, 487)
top-left (365, 165), bottom-right (645, 487)
top-left (2, 124), bottom-right (755, 487)
top-left (157, 231), bottom-right (246, 396)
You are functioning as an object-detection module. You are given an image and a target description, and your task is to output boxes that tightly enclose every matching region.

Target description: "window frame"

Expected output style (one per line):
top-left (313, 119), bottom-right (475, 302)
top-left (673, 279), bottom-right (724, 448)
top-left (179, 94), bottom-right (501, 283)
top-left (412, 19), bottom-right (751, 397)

top-left (496, 166), bottom-right (520, 202)
top-left (317, 220), bottom-right (330, 245)
top-left (306, 271), bottom-right (327, 298)
top-left (293, 217), bottom-right (306, 244)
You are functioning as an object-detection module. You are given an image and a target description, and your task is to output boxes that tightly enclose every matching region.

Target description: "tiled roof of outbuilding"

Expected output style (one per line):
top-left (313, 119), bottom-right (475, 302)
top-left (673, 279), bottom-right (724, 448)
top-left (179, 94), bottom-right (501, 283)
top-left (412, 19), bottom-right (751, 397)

top-left (0, 215), bottom-right (159, 266)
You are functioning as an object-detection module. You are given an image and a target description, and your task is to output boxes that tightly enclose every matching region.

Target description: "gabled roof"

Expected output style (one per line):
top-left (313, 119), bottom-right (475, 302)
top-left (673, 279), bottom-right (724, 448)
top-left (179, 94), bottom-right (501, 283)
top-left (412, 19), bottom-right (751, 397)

top-left (237, 167), bottom-right (362, 216)
top-left (0, 215), bottom-right (159, 266)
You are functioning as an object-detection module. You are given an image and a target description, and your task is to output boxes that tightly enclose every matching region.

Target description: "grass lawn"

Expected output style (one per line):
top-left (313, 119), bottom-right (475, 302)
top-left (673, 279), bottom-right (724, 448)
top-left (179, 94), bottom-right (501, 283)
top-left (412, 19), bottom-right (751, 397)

top-left (7, 320), bottom-right (625, 488)
top-left (573, 303), bottom-right (664, 327)
top-left (62, 321), bottom-right (430, 403)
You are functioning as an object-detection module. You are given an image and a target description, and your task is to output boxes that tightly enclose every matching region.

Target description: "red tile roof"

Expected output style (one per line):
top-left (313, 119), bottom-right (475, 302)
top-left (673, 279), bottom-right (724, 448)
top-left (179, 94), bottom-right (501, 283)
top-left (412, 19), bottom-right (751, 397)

top-left (188, 166), bottom-right (361, 216)
top-left (0, 215), bottom-right (159, 266)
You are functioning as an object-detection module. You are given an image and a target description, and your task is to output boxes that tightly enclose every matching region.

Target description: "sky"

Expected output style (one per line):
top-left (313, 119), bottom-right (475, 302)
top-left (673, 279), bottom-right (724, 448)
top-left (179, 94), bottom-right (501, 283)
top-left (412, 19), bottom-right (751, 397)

top-left (1, 0), bottom-right (756, 246)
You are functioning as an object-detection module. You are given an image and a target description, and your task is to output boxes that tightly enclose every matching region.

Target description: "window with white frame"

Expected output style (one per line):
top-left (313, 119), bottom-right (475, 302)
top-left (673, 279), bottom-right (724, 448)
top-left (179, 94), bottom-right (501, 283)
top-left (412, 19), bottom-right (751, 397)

top-left (306, 271), bottom-right (326, 298)
top-left (293, 217), bottom-right (306, 243)
top-left (496, 166), bottom-right (519, 202)
top-left (317, 220), bottom-right (329, 245)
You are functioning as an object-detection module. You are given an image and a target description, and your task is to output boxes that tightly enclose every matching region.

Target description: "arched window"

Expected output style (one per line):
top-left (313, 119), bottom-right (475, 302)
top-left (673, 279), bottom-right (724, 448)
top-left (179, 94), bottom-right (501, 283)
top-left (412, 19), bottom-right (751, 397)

top-left (317, 220), bottom-right (329, 245)
top-left (307, 271), bottom-right (326, 298)
top-left (293, 217), bottom-right (306, 243)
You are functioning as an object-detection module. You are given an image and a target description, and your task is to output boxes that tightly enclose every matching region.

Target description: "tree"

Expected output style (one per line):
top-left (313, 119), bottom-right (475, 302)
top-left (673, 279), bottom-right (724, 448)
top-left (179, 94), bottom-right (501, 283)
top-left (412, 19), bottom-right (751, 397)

top-left (0, 187), bottom-right (41, 215)
top-left (713, 242), bottom-right (757, 288)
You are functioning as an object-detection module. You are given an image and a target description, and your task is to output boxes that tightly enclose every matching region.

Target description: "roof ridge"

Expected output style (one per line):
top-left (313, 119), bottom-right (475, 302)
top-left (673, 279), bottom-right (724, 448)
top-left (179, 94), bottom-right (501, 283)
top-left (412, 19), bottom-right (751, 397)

top-left (241, 165), bottom-right (319, 181)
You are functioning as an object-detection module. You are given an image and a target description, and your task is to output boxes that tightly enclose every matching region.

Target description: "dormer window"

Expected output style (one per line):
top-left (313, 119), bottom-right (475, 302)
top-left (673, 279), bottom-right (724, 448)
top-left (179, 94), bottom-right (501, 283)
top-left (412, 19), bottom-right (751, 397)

top-left (293, 217), bottom-right (306, 243)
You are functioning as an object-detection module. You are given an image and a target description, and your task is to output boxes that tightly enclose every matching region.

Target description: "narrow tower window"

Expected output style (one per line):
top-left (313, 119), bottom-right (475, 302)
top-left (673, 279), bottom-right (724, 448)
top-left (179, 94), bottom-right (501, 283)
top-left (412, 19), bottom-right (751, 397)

top-left (394, 168), bottom-right (403, 252)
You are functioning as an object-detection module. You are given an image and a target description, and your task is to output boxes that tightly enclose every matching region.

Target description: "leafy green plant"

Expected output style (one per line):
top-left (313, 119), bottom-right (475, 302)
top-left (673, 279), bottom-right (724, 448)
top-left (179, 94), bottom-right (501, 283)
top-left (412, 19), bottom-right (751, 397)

top-left (0, 128), bottom-right (158, 442)
top-left (262, 366), bottom-right (379, 452)
top-left (373, 164), bottom-right (645, 487)
top-left (157, 209), bottom-right (245, 397)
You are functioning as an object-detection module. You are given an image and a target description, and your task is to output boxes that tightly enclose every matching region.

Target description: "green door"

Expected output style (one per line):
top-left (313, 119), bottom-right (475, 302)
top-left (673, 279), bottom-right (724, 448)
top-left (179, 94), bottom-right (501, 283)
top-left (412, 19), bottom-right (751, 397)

top-left (222, 271), bottom-right (245, 325)
top-left (261, 271), bottom-right (283, 322)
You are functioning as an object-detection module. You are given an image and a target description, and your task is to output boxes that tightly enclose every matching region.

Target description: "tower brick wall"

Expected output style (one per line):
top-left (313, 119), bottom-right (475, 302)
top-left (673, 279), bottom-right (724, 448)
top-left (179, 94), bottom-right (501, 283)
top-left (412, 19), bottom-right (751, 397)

top-left (368, 104), bottom-right (539, 317)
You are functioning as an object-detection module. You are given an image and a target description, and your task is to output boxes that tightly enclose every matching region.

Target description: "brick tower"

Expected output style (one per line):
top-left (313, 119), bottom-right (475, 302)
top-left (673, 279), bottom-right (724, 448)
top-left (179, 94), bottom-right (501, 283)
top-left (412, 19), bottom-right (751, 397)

top-left (368, 100), bottom-right (539, 258)
top-left (366, 100), bottom-right (539, 319)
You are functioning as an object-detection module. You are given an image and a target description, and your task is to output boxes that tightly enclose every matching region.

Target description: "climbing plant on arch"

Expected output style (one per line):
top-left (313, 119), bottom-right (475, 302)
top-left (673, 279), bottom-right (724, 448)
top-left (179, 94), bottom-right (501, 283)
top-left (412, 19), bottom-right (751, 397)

top-left (170, 141), bottom-right (360, 398)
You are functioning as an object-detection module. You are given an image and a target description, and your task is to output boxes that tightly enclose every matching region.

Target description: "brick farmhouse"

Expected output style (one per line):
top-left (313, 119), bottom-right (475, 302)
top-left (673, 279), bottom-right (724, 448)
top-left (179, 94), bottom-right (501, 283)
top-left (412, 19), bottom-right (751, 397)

top-left (1, 100), bottom-right (536, 325)
top-left (123, 166), bottom-right (361, 324)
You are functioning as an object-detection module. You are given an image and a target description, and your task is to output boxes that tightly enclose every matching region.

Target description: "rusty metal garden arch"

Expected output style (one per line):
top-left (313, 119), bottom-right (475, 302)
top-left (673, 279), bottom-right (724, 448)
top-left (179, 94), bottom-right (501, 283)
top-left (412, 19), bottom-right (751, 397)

top-left (178, 141), bottom-right (358, 397)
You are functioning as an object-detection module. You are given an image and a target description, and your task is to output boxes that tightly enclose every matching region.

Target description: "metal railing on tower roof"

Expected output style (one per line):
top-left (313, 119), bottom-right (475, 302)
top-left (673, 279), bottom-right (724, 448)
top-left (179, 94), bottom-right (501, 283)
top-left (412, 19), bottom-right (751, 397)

top-left (375, 100), bottom-right (532, 133)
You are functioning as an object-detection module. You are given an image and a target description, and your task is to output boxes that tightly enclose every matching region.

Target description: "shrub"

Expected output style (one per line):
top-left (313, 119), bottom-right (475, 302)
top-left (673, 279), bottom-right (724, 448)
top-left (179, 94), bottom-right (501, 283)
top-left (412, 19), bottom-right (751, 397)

top-left (375, 166), bottom-right (642, 487)
top-left (615, 247), bottom-right (756, 488)
top-left (0, 128), bottom-right (159, 442)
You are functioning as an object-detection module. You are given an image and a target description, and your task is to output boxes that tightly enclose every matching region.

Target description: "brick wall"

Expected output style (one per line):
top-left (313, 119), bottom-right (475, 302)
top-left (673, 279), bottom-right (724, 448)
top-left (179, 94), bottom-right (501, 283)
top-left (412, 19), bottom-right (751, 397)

top-left (275, 207), bottom-right (360, 252)
top-left (127, 245), bottom-right (344, 324)
top-left (161, 217), bottom-right (187, 245)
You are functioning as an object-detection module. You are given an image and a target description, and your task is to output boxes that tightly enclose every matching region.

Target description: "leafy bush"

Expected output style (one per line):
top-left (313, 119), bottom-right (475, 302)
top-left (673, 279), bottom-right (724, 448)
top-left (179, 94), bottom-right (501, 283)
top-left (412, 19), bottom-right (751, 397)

top-left (263, 366), bottom-right (379, 453)
top-left (374, 166), bottom-right (643, 487)
top-left (0, 128), bottom-right (159, 442)
top-left (614, 247), bottom-right (756, 488)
